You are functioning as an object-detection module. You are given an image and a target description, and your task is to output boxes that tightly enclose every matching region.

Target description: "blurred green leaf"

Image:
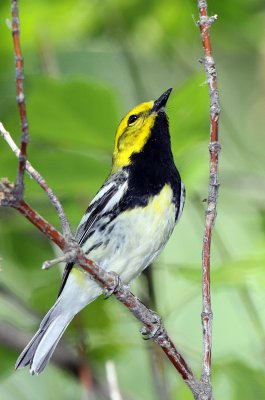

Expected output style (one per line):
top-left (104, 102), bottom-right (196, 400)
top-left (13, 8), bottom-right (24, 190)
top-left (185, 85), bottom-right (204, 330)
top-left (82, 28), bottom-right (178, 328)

top-left (171, 254), bottom-right (265, 288)
top-left (0, 366), bottom-right (82, 400)
top-left (26, 77), bottom-right (118, 150)
top-left (0, 346), bottom-right (17, 378)
top-left (168, 72), bottom-right (209, 156)
top-left (216, 361), bottom-right (265, 399)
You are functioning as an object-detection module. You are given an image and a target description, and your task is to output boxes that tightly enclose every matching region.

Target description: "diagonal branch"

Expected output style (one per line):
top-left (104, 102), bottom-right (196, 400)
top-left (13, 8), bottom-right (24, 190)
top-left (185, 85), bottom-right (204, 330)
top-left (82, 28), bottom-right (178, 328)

top-left (197, 0), bottom-right (221, 395)
top-left (0, 122), bottom-right (73, 241)
top-left (11, 0), bottom-right (28, 198)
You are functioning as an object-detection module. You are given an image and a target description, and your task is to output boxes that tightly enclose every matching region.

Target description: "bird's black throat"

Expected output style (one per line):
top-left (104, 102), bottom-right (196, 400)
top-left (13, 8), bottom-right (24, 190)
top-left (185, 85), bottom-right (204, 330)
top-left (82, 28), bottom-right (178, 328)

top-left (122, 112), bottom-right (182, 209)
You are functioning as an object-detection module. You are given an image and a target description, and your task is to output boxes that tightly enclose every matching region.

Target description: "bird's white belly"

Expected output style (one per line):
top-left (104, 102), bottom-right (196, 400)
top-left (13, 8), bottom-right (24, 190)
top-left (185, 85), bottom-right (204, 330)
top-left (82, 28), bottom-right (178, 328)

top-left (83, 184), bottom-right (176, 284)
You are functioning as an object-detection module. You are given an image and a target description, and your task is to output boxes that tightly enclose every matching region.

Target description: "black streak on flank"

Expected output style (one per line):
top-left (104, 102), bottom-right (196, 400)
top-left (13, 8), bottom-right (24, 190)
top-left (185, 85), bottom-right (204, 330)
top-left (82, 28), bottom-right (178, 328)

top-left (78, 185), bottom-right (117, 246)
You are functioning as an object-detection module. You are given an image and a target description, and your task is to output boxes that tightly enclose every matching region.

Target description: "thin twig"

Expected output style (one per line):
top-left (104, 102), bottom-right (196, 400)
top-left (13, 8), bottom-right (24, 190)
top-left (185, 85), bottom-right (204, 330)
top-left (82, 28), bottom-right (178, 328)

top-left (11, 0), bottom-right (28, 198)
top-left (192, 192), bottom-right (265, 355)
top-left (42, 251), bottom-right (76, 270)
top-left (0, 122), bottom-right (73, 240)
top-left (197, 0), bottom-right (221, 396)
top-left (106, 360), bottom-right (123, 400)
top-left (17, 199), bottom-right (68, 249)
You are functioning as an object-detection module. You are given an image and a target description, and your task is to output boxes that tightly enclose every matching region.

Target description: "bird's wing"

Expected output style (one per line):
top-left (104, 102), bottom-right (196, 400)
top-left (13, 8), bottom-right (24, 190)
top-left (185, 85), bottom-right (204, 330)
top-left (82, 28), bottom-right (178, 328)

top-left (57, 171), bottom-right (128, 297)
top-left (76, 182), bottom-right (120, 246)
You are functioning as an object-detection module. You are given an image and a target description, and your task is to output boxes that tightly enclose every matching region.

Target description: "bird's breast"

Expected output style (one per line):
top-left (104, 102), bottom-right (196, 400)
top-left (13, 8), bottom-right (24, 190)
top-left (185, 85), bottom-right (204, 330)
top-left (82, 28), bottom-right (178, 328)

top-left (83, 184), bottom-right (176, 283)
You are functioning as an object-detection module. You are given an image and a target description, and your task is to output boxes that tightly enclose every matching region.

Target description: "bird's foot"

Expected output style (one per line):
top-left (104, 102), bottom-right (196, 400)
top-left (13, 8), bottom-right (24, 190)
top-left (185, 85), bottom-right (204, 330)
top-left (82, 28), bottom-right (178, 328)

top-left (140, 312), bottom-right (164, 340)
top-left (103, 271), bottom-right (121, 299)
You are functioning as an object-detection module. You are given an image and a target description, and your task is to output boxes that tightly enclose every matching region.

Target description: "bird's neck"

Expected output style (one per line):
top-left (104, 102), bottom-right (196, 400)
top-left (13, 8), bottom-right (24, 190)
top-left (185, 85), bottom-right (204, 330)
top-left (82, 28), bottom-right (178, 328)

top-left (125, 113), bottom-right (180, 200)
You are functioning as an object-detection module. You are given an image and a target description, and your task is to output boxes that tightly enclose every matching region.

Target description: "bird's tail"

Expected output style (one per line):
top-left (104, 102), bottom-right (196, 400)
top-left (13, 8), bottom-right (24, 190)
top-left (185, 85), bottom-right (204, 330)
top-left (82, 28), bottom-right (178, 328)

top-left (15, 268), bottom-right (102, 375)
top-left (15, 300), bottom-right (72, 375)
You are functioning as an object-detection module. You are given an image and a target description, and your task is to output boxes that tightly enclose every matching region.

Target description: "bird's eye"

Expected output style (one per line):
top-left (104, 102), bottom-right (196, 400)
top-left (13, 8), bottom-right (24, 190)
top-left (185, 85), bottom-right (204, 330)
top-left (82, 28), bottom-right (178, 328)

top-left (128, 114), bottom-right (138, 125)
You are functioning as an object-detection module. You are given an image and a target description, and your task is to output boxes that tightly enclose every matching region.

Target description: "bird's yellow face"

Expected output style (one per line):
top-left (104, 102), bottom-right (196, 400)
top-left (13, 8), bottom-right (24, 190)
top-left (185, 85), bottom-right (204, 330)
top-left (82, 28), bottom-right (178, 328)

top-left (112, 100), bottom-right (156, 172)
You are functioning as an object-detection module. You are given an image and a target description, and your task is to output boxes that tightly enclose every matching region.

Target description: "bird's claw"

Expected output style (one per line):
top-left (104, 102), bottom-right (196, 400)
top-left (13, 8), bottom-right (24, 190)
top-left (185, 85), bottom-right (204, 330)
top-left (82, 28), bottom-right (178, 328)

top-left (140, 312), bottom-right (164, 340)
top-left (103, 271), bottom-right (121, 299)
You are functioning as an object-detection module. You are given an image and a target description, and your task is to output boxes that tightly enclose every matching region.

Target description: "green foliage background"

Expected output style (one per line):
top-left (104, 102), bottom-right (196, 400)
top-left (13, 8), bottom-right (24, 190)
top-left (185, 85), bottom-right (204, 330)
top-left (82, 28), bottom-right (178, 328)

top-left (0, 0), bottom-right (265, 399)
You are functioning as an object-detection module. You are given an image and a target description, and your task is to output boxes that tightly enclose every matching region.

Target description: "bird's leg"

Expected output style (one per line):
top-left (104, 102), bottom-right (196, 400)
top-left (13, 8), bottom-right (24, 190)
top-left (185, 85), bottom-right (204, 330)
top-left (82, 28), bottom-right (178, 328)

top-left (103, 271), bottom-right (122, 299)
top-left (140, 311), bottom-right (164, 340)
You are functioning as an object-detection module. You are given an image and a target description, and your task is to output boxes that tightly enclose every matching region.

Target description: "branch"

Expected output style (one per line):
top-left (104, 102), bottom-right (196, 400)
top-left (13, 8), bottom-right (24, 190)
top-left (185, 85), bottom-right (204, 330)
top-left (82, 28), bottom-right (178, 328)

top-left (0, 177), bottom-right (201, 396)
top-left (197, 0), bottom-right (221, 397)
top-left (105, 360), bottom-right (123, 400)
top-left (9, 3), bottom-right (75, 243)
top-left (0, 122), bottom-right (73, 240)
top-left (11, 0), bottom-right (28, 198)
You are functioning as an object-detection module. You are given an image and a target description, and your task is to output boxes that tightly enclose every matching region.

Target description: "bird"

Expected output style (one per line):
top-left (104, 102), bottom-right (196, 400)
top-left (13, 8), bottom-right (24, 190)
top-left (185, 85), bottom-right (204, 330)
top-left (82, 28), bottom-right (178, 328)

top-left (15, 88), bottom-right (185, 375)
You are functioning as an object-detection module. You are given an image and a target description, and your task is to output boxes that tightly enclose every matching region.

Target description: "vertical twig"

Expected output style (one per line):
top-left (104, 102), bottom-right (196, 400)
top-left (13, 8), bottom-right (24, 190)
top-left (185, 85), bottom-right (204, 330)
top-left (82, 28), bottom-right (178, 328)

top-left (11, 0), bottom-right (28, 198)
top-left (193, 192), bottom-right (265, 359)
top-left (10, 1), bottom-right (73, 240)
top-left (197, 0), bottom-right (221, 394)
top-left (106, 360), bottom-right (123, 400)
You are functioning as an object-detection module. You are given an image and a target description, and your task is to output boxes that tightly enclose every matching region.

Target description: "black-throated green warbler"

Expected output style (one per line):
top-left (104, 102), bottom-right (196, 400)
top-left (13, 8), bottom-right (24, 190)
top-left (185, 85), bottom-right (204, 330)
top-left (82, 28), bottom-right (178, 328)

top-left (16, 88), bottom-right (185, 374)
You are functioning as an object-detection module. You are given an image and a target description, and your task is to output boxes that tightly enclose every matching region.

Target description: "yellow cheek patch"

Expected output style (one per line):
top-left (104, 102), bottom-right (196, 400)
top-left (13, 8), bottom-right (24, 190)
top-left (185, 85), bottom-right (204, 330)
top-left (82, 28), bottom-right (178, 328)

top-left (112, 100), bottom-right (155, 172)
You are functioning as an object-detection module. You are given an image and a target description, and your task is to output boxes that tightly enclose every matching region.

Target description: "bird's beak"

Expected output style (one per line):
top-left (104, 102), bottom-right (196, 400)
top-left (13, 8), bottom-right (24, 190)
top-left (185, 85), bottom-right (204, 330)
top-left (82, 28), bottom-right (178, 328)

top-left (152, 88), bottom-right (172, 112)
